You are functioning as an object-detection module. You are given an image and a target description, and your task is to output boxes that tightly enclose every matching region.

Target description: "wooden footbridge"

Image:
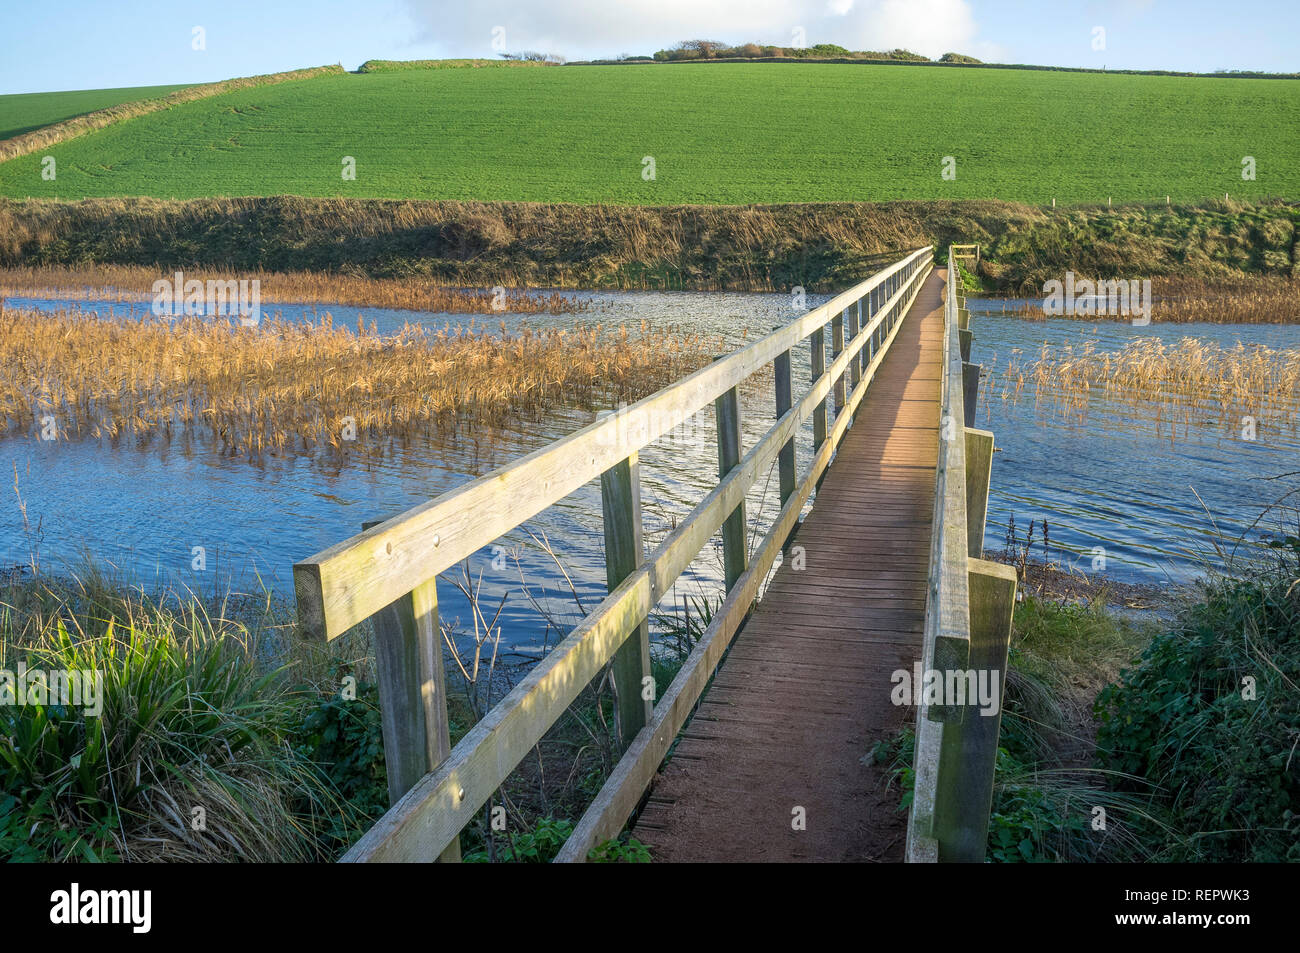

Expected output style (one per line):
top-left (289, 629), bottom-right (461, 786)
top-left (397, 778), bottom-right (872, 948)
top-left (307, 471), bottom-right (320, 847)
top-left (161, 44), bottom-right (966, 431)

top-left (294, 243), bottom-right (1017, 863)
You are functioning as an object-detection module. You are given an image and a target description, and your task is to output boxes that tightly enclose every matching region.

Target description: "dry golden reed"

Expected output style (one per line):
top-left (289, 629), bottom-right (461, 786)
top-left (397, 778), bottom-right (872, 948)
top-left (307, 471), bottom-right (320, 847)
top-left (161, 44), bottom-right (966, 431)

top-left (996, 275), bottom-right (1300, 324)
top-left (997, 338), bottom-right (1300, 433)
top-left (0, 305), bottom-right (716, 462)
top-left (0, 265), bottom-right (592, 315)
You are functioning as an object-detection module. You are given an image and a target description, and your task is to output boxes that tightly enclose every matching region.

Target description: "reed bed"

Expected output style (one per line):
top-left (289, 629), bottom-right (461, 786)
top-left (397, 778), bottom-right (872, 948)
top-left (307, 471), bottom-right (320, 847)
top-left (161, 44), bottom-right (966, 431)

top-left (0, 305), bottom-right (716, 462)
top-left (0, 265), bottom-right (592, 315)
top-left (997, 338), bottom-right (1300, 433)
top-left (994, 275), bottom-right (1300, 324)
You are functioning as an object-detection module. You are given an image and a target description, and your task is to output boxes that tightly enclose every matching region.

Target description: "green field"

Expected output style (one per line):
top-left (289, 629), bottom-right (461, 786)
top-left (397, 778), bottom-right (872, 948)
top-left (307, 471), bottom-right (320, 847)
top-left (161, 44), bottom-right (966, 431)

top-left (0, 83), bottom-right (195, 140)
top-left (1, 64), bottom-right (1297, 204)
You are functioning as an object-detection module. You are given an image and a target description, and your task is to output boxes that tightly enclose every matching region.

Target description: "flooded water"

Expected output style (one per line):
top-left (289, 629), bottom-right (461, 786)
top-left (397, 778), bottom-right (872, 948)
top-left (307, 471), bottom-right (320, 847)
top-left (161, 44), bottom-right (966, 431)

top-left (3, 290), bottom-right (1297, 653)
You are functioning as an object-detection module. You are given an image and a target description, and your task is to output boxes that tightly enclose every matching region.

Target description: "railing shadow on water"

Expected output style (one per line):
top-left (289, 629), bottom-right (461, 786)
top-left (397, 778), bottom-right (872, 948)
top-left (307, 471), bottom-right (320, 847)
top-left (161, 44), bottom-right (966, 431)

top-left (292, 246), bottom-right (937, 862)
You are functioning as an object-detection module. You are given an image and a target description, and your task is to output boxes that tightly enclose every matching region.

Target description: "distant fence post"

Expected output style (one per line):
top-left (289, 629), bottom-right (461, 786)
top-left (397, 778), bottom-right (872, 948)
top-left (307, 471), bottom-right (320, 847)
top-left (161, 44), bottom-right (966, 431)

top-left (932, 558), bottom-right (1017, 862)
top-left (363, 519), bottom-right (459, 863)
top-left (716, 381), bottom-right (748, 590)
top-left (601, 453), bottom-right (653, 747)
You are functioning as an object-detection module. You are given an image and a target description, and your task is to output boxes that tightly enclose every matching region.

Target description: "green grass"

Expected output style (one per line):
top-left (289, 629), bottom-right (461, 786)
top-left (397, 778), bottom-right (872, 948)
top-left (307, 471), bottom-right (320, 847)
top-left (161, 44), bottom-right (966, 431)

top-left (0, 84), bottom-right (194, 140)
top-left (1, 64), bottom-right (1296, 203)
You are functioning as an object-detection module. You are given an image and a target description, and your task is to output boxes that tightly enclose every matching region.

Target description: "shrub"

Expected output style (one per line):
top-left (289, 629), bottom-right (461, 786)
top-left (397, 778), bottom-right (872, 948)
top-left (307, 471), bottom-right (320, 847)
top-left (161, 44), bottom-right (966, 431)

top-left (0, 577), bottom-right (339, 861)
top-left (1095, 540), bottom-right (1300, 862)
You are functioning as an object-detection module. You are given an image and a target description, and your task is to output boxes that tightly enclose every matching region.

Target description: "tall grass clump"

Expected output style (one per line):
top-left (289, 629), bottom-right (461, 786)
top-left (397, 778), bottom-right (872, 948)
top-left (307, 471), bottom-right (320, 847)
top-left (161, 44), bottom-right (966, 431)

top-left (0, 305), bottom-right (716, 463)
top-left (1095, 525), bottom-right (1300, 861)
top-left (0, 572), bottom-right (346, 861)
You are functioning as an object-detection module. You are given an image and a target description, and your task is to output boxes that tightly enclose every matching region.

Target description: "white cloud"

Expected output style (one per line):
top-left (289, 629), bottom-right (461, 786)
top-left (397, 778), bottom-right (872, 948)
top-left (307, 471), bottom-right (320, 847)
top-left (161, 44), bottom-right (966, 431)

top-left (398, 0), bottom-right (994, 61)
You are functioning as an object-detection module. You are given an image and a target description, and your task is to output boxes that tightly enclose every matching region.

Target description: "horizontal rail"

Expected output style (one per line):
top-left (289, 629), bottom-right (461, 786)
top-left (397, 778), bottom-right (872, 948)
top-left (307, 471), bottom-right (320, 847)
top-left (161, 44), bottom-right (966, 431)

top-left (555, 260), bottom-right (934, 861)
top-left (906, 250), bottom-right (970, 862)
top-left (337, 248), bottom-right (933, 862)
top-left (295, 246), bottom-right (935, 643)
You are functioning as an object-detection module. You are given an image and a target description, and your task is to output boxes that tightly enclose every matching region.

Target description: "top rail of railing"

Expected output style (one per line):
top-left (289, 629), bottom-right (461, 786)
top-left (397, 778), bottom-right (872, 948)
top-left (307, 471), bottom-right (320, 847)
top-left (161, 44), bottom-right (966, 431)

top-left (293, 245), bottom-right (934, 643)
top-left (906, 247), bottom-right (974, 861)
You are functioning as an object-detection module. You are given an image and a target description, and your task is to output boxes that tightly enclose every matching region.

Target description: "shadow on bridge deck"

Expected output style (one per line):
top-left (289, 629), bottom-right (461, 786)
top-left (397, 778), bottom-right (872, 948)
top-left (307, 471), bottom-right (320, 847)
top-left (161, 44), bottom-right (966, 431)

top-left (633, 270), bottom-right (946, 862)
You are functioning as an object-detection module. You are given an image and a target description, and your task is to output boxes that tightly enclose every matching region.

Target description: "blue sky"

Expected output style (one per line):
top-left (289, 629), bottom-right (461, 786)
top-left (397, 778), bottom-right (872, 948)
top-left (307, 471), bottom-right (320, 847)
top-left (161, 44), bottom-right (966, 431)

top-left (1, 0), bottom-right (1296, 95)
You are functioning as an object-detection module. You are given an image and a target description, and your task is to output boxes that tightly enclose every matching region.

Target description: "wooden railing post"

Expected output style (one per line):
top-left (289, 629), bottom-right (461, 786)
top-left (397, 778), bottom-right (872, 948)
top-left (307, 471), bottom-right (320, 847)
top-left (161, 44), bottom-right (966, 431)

top-left (601, 453), bottom-right (653, 747)
top-left (932, 558), bottom-right (1018, 862)
top-left (363, 520), bottom-right (459, 862)
top-left (811, 326), bottom-right (827, 453)
top-left (962, 363), bottom-right (981, 427)
top-left (964, 428), bottom-right (994, 559)
top-left (831, 311), bottom-right (845, 418)
top-left (847, 301), bottom-right (862, 394)
top-left (774, 347), bottom-right (796, 542)
top-left (716, 383), bottom-right (748, 590)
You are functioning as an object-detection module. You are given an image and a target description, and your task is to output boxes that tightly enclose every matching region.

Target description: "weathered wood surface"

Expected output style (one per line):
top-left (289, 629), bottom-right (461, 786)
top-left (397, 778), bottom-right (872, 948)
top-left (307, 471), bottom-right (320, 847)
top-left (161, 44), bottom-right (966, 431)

top-left (625, 270), bottom-right (946, 862)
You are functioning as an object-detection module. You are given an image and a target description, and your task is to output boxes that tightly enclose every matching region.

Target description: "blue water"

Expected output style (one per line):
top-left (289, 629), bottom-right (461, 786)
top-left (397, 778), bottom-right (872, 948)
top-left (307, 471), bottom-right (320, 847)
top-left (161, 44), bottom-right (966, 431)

top-left (3, 290), bottom-right (1297, 653)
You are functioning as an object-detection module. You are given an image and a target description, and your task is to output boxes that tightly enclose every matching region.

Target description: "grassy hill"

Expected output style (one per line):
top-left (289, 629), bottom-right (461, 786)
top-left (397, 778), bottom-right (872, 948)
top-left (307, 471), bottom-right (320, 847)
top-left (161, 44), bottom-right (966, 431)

top-left (0, 83), bottom-right (194, 140)
top-left (0, 64), bottom-right (1296, 204)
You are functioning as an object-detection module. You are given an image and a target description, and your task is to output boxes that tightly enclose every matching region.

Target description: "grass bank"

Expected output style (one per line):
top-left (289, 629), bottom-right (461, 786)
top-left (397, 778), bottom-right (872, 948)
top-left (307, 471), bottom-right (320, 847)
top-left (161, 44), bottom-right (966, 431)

top-left (2, 196), bottom-right (1297, 295)
top-left (0, 66), bottom-right (344, 164)
top-left (2, 63), bottom-right (1295, 203)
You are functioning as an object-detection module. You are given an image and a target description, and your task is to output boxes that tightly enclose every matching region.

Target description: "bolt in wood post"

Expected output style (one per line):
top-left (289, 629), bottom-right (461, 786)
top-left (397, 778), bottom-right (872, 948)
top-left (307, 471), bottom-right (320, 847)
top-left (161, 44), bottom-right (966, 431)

top-left (831, 311), bottom-right (845, 419)
top-left (363, 520), bottom-right (459, 862)
top-left (716, 384), bottom-right (748, 591)
top-left (601, 453), bottom-right (652, 748)
top-left (964, 428), bottom-right (994, 559)
top-left (933, 558), bottom-right (1018, 861)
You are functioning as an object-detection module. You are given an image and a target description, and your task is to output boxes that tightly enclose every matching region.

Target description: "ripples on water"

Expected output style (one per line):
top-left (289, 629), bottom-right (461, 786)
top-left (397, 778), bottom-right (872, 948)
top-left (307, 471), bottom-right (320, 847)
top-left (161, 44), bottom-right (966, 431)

top-left (2, 291), bottom-right (1297, 650)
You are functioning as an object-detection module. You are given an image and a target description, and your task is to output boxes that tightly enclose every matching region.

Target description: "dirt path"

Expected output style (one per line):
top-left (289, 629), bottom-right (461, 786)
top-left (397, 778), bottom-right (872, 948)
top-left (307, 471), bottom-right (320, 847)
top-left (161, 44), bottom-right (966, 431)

top-left (633, 271), bottom-right (945, 861)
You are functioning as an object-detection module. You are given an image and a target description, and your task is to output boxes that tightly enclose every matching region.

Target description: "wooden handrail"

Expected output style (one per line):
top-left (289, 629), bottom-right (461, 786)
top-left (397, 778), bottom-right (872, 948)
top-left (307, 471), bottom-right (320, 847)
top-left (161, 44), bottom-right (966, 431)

top-left (294, 246), bottom-right (935, 643)
top-left (906, 247), bottom-right (1017, 863)
top-left (303, 246), bottom-right (934, 862)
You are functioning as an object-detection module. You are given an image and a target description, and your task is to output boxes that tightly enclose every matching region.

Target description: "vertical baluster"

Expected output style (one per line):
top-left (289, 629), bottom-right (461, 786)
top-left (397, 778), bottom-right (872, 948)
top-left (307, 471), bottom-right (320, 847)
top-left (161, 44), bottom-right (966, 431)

top-left (601, 454), bottom-right (652, 747)
top-left (364, 519), bottom-right (458, 862)
top-left (847, 300), bottom-right (861, 394)
top-left (831, 311), bottom-right (845, 418)
top-left (774, 346), bottom-right (795, 548)
top-left (716, 384), bottom-right (747, 590)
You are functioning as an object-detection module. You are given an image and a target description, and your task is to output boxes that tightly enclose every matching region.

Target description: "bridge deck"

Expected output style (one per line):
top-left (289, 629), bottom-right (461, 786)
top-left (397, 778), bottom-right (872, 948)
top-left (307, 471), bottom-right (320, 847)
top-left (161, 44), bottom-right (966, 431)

top-left (634, 269), bottom-right (946, 862)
